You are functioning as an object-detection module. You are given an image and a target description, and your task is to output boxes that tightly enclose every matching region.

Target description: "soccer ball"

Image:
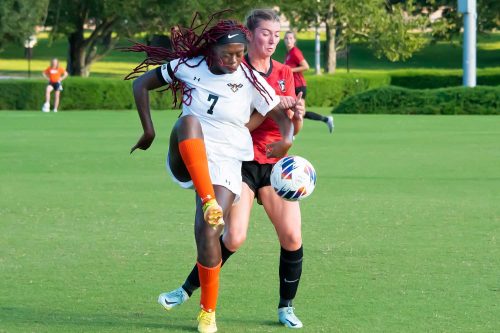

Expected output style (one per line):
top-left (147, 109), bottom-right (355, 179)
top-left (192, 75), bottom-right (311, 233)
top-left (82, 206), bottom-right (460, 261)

top-left (270, 156), bottom-right (317, 201)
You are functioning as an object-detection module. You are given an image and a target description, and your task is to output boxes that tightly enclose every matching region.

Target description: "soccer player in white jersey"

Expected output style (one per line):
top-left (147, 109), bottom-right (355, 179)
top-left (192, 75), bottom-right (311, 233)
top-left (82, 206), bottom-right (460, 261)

top-left (126, 18), bottom-right (301, 333)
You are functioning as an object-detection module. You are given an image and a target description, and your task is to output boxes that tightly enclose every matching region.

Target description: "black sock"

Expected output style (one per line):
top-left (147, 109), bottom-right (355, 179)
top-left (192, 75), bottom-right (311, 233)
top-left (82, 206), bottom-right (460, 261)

top-left (182, 235), bottom-right (234, 296)
top-left (304, 111), bottom-right (327, 122)
top-left (278, 245), bottom-right (303, 308)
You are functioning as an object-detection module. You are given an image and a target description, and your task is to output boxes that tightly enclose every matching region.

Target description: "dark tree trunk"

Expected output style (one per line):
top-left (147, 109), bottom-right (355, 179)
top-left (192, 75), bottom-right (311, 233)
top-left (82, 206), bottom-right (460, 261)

top-left (67, 28), bottom-right (89, 77)
top-left (325, 23), bottom-right (337, 74)
top-left (66, 17), bottom-right (117, 77)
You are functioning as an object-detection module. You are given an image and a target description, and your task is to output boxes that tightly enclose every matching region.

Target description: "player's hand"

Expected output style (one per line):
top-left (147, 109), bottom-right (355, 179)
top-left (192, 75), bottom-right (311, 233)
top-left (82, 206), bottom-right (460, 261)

top-left (291, 92), bottom-right (304, 120)
top-left (266, 139), bottom-right (292, 158)
top-left (130, 130), bottom-right (155, 154)
top-left (278, 96), bottom-right (297, 110)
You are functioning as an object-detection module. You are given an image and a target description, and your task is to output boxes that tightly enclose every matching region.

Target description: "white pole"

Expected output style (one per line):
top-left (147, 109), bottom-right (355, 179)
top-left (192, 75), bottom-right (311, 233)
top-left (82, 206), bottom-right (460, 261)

top-left (459, 0), bottom-right (477, 87)
top-left (315, 23), bottom-right (321, 75)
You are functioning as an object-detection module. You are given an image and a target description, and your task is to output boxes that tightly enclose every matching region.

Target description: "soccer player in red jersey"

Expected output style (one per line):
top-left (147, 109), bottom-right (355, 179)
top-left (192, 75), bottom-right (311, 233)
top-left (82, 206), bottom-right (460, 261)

top-left (160, 9), bottom-right (307, 329)
top-left (284, 30), bottom-right (334, 133)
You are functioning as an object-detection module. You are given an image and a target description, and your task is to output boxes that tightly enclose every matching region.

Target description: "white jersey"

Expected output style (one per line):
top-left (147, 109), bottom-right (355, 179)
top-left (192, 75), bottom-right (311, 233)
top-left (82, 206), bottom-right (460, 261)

top-left (159, 57), bottom-right (280, 161)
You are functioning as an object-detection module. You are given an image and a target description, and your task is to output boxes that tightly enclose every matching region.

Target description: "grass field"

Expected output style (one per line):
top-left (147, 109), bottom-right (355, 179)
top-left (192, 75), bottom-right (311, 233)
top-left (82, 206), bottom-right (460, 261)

top-left (1, 110), bottom-right (499, 332)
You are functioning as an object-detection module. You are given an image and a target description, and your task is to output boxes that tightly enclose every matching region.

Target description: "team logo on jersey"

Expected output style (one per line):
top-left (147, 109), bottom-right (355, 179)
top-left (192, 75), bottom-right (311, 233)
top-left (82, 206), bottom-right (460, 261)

top-left (278, 80), bottom-right (286, 92)
top-left (227, 83), bottom-right (243, 93)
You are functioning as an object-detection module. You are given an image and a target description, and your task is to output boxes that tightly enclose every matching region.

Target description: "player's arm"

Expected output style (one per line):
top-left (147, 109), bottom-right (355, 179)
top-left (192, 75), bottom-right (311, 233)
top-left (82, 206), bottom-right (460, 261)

top-left (246, 110), bottom-right (265, 132)
top-left (60, 70), bottom-right (69, 81)
top-left (283, 66), bottom-right (304, 135)
top-left (291, 93), bottom-right (304, 134)
top-left (265, 106), bottom-right (294, 158)
top-left (291, 59), bottom-right (309, 73)
top-left (130, 68), bottom-right (166, 153)
top-left (42, 70), bottom-right (49, 81)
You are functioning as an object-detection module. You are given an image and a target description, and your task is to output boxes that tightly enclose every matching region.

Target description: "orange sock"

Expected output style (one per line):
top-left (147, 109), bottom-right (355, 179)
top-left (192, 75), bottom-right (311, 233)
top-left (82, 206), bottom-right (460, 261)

top-left (198, 261), bottom-right (221, 312)
top-left (178, 138), bottom-right (215, 204)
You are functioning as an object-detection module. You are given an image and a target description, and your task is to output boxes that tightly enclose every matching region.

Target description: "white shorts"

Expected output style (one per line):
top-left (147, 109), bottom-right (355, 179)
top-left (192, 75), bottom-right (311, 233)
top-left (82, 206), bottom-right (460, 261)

top-left (166, 151), bottom-right (243, 203)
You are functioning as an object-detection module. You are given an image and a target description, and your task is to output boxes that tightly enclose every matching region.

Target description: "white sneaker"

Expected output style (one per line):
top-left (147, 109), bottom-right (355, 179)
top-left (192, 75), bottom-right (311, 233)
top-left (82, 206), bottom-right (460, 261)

top-left (326, 116), bottom-right (334, 134)
top-left (42, 103), bottom-right (50, 112)
top-left (158, 287), bottom-right (189, 311)
top-left (53, 108), bottom-right (58, 113)
top-left (278, 307), bottom-right (303, 328)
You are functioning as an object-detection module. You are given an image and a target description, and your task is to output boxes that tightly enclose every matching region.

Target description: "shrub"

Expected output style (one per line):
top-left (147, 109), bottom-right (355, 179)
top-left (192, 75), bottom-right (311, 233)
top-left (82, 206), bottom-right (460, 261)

top-left (305, 73), bottom-right (390, 107)
top-left (333, 86), bottom-right (500, 115)
top-left (390, 72), bottom-right (500, 89)
top-left (0, 78), bottom-right (173, 110)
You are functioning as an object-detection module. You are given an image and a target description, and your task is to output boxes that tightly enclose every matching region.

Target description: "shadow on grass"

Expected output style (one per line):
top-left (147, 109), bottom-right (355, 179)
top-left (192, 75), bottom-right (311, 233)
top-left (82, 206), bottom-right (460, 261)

top-left (0, 306), bottom-right (194, 332)
top-left (0, 306), bottom-right (287, 332)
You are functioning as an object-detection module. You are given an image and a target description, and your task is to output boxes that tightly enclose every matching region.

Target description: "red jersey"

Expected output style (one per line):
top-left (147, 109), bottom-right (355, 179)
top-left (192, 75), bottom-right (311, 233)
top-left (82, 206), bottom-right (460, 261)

top-left (284, 47), bottom-right (306, 88)
top-left (243, 55), bottom-right (295, 164)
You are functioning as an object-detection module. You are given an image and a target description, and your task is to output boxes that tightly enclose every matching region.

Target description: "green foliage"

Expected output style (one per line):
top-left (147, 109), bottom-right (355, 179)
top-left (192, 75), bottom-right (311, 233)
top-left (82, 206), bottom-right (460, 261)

top-left (305, 73), bottom-right (391, 107)
top-left (280, 0), bottom-right (429, 73)
top-left (333, 85), bottom-right (500, 114)
top-left (0, 78), bottom-right (173, 110)
top-left (0, 74), bottom-right (390, 110)
top-left (413, 0), bottom-right (500, 41)
top-left (390, 72), bottom-right (500, 89)
top-left (0, 0), bottom-right (49, 51)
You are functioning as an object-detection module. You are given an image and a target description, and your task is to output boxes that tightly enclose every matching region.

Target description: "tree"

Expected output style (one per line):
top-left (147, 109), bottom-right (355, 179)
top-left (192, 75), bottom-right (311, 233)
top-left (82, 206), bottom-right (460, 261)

top-left (412, 0), bottom-right (500, 41)
top-left (45, 0), bottom-right (269, 77)
top-left (0, 0), bottom-right (49, 51)
top-left (280, 0), bottom-right (428, 74)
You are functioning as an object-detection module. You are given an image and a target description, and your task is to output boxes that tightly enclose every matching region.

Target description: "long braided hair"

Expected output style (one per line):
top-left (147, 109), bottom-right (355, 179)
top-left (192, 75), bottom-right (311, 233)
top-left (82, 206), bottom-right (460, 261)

top-left (122, 11), bottom-right (274, 107)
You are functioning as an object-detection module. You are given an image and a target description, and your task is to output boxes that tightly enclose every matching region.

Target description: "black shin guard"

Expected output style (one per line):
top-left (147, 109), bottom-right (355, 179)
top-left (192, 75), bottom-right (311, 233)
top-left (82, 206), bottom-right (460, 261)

top-left (279, 245), bottom-right (303, 308)
top-left (182, 235), bottom-right (234, 296)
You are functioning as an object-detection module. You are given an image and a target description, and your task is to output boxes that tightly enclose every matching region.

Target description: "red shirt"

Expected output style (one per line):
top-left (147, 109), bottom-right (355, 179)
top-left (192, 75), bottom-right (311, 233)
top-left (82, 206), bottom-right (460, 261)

top-left (284, 47), bottom-right (306, 88)
top-left (243, 56), bottom-right (295, 164)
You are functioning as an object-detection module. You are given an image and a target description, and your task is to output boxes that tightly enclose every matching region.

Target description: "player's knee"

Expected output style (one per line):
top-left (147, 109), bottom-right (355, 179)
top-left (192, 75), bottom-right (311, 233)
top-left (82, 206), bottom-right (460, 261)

top-left (279, 231), bottom-right (302, 250)
top-left (178, 114), bottom-right (200, 128)
top-left (223, 230), bottom-right (247, 251)
top-left (175, 115), bottom-right (203, 139)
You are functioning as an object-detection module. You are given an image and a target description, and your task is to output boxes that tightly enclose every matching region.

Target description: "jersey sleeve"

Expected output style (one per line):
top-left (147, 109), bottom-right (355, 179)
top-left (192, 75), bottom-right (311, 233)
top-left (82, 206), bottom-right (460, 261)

top-left (252, 73), bottom-right (280, 116)
top-left (156, 59), bottom-right (180, 85)
top-left (293, 47), bottom-right (305, 63)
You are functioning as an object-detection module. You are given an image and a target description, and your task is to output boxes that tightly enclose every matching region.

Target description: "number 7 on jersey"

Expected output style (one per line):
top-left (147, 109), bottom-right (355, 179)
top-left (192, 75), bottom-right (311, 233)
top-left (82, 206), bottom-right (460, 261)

top-left (207, 94), bottom-right (219, 114)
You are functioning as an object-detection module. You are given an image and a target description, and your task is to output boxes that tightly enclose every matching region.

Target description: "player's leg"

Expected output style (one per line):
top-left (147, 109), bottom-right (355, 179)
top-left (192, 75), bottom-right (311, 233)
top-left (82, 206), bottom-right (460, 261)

top-left (158, 182), bottom-right (255, 309)
top-left (222, 182), bottom-right (255, 251)
top-left (168, 115), bottom-right (223, 226)
top-left (195, 185), bottom-right (234, 333)
top-left (42, 85), bottom-right (53, 112)
top-left (297, 86), bottom-right (333, 134)
top-left (259, 186), bottom-right (304, 328)
top-left (53, 90), bottom-right (61, 112)
top-left (304, 112), bottom-right (334, 134)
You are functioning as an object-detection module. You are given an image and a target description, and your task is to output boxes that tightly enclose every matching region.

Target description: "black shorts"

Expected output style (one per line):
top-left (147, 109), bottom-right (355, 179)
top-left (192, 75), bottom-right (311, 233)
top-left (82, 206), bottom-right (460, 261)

top-left (295, 86), bottom-right (307, 99)
top-left (49, 82), bottom-right (63, 91)
top-left (242, 161), bottom-right (274, 201)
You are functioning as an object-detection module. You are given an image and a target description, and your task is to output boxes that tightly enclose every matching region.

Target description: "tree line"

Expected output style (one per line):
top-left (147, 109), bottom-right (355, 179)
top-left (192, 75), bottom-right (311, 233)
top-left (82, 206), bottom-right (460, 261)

top-left (1, 0), bottom-right (498, 76)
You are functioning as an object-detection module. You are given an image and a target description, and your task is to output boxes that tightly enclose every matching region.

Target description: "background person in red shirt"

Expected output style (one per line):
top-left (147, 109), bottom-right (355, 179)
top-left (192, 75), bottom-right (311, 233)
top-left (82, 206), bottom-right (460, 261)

top-left (42, 58), bottom-right (68, 112)
top-left (284, 31), bottom-right (334, 133)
